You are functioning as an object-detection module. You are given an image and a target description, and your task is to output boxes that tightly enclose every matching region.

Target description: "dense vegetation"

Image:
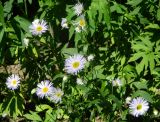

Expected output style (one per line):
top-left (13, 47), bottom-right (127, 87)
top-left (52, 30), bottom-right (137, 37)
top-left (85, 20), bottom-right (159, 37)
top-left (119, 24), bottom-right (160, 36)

top-left (0, 0), bottom-right (160, 121)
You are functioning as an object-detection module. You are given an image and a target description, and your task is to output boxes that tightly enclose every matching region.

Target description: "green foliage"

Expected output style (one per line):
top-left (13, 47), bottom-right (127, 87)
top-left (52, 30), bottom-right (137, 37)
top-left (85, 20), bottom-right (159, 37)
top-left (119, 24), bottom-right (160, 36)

top-left (0, 0), bottom-right (160, 121)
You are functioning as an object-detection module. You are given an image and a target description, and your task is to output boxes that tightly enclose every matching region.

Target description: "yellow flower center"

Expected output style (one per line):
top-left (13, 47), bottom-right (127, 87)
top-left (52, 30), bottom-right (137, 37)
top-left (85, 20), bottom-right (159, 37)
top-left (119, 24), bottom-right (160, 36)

top-left (72, 61), bottom-right (80, 69)
top-left (42, 87), bottom-right (49, 93)
top-left (137, 104), bottom-right (142, 110)
top-left (56, 92), bottom-right (62, 97)
top-left (79, 19), bottom-right (85, 27)
top-left (36, 26), bottom-right (43, 32)
top-left (12, 80), bottom-right (17, 86)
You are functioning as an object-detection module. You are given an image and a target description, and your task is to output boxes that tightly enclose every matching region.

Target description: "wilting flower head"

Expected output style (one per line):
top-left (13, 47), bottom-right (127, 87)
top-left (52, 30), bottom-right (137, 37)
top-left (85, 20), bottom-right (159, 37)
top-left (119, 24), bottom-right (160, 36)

top-left (50, 88), bottom-right (64, 103)
top-left (73, 2), bottom-right (84, 16)
top-left (64, 54), bottom-right (86, 75)
top-left (74, 15), bottom-right (86, 33)
top-left (6, 74), bottom-right (20, 90)
top-left (125, 97), bottom-right (132, 104)
top-left (76, 78), bottom-right (84, 85)
top-left (75, 26), bottom-right (81, 33)
top-left (112, 78), bottom-right (122, 87)
top-left (29, 19), bottom-right (48, 36)
top-left (36, 80), bottom-right (54, 98)
top-left (63, 75), bottom-right (68, 81)
top-left (61, 18), bottom-right (69, 29)
top-left (129, 97), bottom-right (149, 117)
top-left (87, 54), bottom-right (94, 61)
top-left (23, 38), bottom-right (29, 47)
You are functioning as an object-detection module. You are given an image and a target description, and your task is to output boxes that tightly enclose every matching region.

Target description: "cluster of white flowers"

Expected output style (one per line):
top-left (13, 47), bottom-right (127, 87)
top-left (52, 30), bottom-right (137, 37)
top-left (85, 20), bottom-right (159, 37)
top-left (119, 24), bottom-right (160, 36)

top-left (60, 2), bottom-right (86, 33)
top-left (35, 80), bottom-right (63, 103)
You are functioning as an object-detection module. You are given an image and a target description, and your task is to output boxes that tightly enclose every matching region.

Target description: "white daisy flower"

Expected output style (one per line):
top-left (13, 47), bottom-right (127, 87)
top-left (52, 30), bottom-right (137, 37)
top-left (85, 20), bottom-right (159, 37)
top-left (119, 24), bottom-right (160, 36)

top-left (29, 19), bottom-right (48, 36)
top-left (112, 78), bottom-right (122, 87)
top-left (129, 97), bottom-right (149, 117)
top-left (36, 80), bottom-right (54, 98)
top-left (23, 38), bottom-right (29, 47)
top-left (6, 74), bottom-right (20, 90)
top-left (61, 18), bottom-right (69, 29)
top-left (65, 54), bottom-right (86, 75)
top-left (73, 3), bottom-right (84, 16)
top-left (87, 54), bottom-right (94, 61)
top-left (50, 88), bottom-right (64, 103)
top-left (76, 78), bottom-right (84, 85)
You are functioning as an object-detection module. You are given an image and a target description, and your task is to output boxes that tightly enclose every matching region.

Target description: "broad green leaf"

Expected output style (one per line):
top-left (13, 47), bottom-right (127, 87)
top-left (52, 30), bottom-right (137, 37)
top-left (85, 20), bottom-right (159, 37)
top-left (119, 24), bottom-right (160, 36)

top-left (14, 16), bottom-right (31, 33)
top-left (3, 0), bottom-right (14, 16)
top-left (126, 0), bottom-right (143, 7)
top-left (132, 90), bottom-right (153, 103)
top-left (132, 81), bottom-right (148, 90)
top-left (61, 48), bottom-right (78, 57)
top-left (24, 111), bottom-right (42, 121)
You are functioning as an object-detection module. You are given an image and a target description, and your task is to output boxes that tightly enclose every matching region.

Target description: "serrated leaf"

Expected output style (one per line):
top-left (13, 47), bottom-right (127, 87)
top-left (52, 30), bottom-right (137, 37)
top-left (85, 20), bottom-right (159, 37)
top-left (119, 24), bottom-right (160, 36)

top-left (128, 52), bottom-right (144, 62)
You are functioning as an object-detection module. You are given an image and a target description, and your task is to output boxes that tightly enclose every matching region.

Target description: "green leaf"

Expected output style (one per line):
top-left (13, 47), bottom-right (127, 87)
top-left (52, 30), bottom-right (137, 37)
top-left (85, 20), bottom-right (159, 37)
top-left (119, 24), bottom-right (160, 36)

top-left (144, 23), bottom-right (160, 29)
top-left (14, 16), bottom-right (31, 33)
top-left (0, 2), bottom-right (5, 43)
top-left (126, 0), bottom-right (143, 7)
top-left (3, 0), bottom-right (14, 16)
top-left (69, 26), bottom-right (75, 40)
top-left (157, 8), bottom-right (160, 21)
top-left (132, 90), bottom-right (153, 103)
top-left (36, 104), bottom-right (52, 112)
top-left (132, 81), bottom-right (148, 90)
top-left (108, 94), bottom-right (122, 109)
top-left (32, 47), bottom-right (38, 58)
top-left (61, 48), bottom-right (78, 57)
top-left (128, 52), bottom-right (144, 62)
top-left (136, 58), bottom-right (145, 74)
top-left (24, 111), bottom-right (42, 121)
top-left (148, 53), bottom-right (155, 73)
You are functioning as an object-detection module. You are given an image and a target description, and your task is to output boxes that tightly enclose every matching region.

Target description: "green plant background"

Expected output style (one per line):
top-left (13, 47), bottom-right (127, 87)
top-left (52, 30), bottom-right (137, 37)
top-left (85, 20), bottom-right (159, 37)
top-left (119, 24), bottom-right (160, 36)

top-left (0, 0), bottom-right (160, 121)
